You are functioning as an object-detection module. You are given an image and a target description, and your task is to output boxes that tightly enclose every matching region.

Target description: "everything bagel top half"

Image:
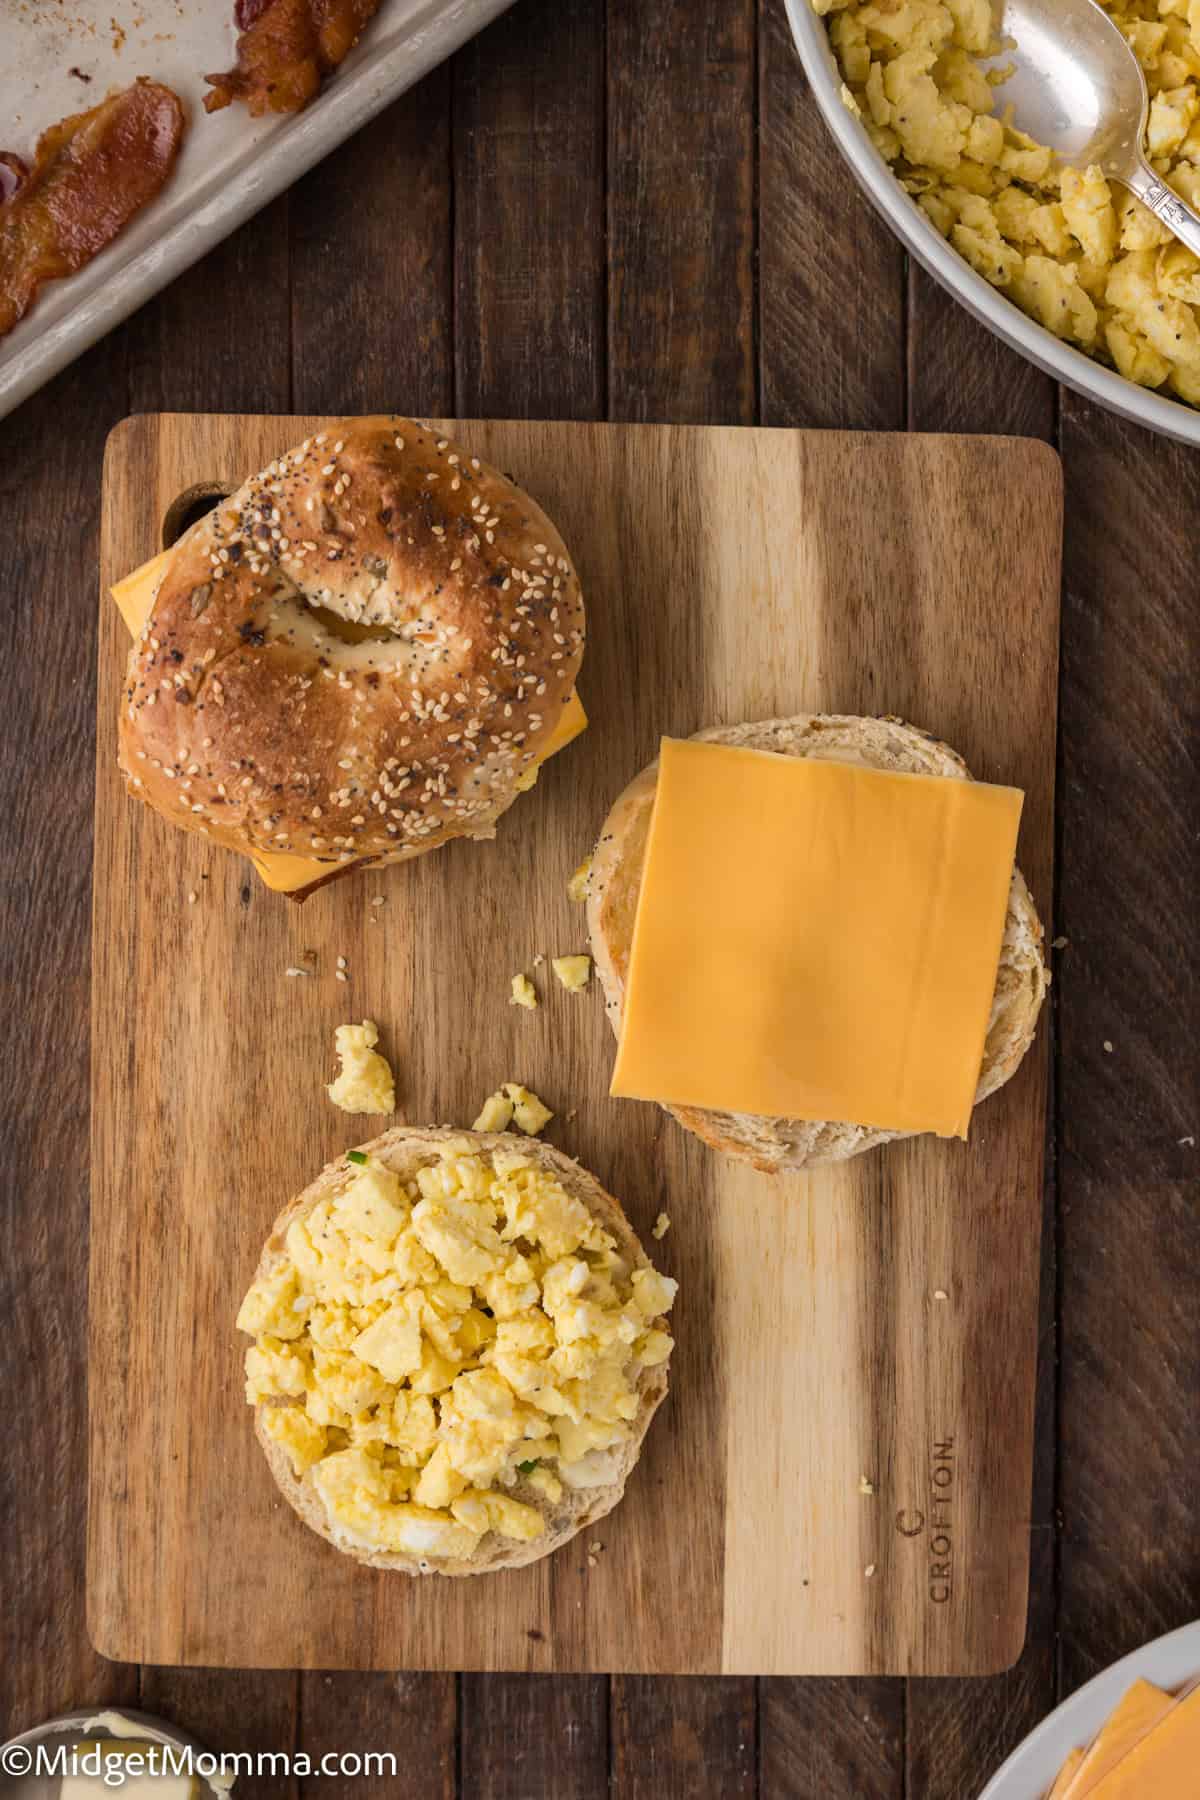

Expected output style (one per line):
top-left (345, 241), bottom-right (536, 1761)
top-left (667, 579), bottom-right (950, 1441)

top-left (116, 418), bottom-right (586, 898)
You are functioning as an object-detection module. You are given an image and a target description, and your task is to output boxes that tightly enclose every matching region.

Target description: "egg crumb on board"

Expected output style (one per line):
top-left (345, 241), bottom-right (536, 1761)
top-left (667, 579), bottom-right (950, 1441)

top-left (511, 973), bottom-right (539, 1010)
top-left (552, 954), bottom-right (591, 992)
top-left (859, 1474), bottom-right (875, 1496)
top-left (473, 1084), bottom-right (554, 1136)
top-left (567, 856), bottom-right (592, 903)
top-left (817, 0), bottom-right (1200, 406)
top-left (473, 1092), bottom-right (515, 1132)
top-left (651, 1212), bottom-right (670, 1240)
top-left (237, 1143), bottom-right (677, 1559)
top-left (327, 1020), bottom-right (396, 1115)
top-left (504, 1084), bottom-right (553, 1135)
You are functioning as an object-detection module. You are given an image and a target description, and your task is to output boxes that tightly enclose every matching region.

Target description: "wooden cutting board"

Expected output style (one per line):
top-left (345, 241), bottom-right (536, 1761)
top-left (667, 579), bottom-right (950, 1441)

top-left (89, 414), bottom-right (1060, 1675)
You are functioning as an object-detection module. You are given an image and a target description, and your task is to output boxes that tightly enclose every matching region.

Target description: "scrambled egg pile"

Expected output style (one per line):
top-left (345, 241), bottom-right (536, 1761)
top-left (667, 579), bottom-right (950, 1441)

top-left (327, 1020), bottom-right (395, 1115)
top-left (238, 1143), bottom-right (676, 1562)
top-left (819, 0), bottom-right (1200, 402)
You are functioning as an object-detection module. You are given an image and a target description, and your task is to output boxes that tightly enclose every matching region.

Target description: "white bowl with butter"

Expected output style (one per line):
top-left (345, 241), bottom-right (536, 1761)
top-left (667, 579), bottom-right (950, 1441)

top-left (0, 1709), bottom-right (228, 1798)
top-left (786, 0), bottom-right (1200, 447)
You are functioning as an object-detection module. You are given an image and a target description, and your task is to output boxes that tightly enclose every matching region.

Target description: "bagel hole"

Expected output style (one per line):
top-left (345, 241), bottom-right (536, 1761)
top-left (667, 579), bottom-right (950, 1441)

top-left (161, 482), bottom-right (235, 549)
top-left (304, 606), bottom-right (402, 646)
top-left (159, 489), bottom-right (425, 649)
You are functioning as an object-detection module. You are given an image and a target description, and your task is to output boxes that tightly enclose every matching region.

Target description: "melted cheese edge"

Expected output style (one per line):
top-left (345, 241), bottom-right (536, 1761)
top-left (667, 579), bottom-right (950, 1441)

top-left (112, 550), bottom-right (586, 892)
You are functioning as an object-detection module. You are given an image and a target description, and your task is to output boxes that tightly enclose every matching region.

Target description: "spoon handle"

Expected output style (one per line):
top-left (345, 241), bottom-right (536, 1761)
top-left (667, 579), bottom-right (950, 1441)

top-left (1125, 160), bottom-right (1200, 261)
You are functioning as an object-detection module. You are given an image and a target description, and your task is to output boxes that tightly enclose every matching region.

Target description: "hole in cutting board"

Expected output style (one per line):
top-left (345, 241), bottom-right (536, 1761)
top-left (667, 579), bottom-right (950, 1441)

top-left (161, 482), bottom-right (234, 549)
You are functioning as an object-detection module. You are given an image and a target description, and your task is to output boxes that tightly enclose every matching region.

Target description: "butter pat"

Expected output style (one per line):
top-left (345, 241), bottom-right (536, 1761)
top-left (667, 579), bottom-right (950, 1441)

top-left (611, 738), bottom-right (1023, 1138)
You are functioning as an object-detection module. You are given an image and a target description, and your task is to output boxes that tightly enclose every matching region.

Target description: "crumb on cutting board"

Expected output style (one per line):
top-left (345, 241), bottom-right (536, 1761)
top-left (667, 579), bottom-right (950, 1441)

top-left (552, 954), bottom-right (591, 992)
top-left (504, 1083), bottom-right (553, 1135)
top-left (511, 973), bottom-right (538, 1010)
top-left (472, 1083), bottom-right (553, 1136)
top-left (473, 1091), bottom-right (514, 1132)
top-left (327, 1020), bottom-right (395, 1115)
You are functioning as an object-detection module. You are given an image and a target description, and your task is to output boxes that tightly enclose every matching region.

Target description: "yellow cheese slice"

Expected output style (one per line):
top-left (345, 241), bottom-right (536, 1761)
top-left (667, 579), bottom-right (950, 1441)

top-left (111, 550), bottom-right (586, 893)
top-left (1049, 1749), bottom-right (1085, 1798)
top-left (609, 738), bottom-right (1023, 1136)
top-left (110, 547), bottom-right (175, 635)
top-left (1087, 1684), bottom-right (1200, 1798)
top-left (1060, 1678), bottom-right (1174, 1797)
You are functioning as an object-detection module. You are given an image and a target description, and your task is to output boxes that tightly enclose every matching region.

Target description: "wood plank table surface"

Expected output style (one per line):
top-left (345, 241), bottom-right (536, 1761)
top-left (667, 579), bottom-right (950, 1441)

top-left (0, 0), bottom-right (1195, 1793)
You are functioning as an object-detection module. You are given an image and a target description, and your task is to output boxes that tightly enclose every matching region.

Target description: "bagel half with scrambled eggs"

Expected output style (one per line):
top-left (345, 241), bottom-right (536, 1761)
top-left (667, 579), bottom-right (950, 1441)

top-left (586, 713), bottom-right (1048, 1173)
top-left (238, 1128), bottom-right (675, 1576)
top-left (117, 417), bottom-right (585, 897)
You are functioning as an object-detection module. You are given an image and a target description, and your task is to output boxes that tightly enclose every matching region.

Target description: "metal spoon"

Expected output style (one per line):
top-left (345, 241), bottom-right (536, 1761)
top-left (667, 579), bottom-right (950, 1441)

top-left (987, 0), bottom-right (1200, 256)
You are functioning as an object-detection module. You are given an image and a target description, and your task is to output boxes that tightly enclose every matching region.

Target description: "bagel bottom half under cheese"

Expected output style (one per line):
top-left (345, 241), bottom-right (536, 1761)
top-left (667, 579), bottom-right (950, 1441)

top-left (111, 549), bottom-right (586, 898)
top-left (586, 714), bottom-right (1049, 1173)
top-left (237, 1128), bottom-right (676, 1575)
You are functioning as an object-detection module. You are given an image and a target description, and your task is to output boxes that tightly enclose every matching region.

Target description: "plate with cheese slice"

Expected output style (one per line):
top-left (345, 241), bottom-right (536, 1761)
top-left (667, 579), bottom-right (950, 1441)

top-left (980, 1620), bottom-right (1200, 1800)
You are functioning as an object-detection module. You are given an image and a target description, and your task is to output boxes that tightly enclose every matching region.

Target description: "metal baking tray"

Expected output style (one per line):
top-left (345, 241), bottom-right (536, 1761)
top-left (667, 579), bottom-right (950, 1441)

top-left (0, 0), bottom-right (512, 422)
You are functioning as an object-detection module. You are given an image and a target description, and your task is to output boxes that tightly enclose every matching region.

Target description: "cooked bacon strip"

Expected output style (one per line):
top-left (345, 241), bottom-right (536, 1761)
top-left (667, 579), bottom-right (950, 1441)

top-left (0, 80), bottom-right (186, 340)
top-left (205, 0), bottom-right (382, 116)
